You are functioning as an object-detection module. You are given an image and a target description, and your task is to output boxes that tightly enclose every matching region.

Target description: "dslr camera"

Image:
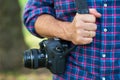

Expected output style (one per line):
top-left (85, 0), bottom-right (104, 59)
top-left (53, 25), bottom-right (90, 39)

top-left (23, 38), bottom-right (75, 74)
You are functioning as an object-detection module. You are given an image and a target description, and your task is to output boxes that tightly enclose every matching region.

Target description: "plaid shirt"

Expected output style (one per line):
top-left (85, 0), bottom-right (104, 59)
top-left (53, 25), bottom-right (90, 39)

top-left (23, 0), bottom-right (120, 80)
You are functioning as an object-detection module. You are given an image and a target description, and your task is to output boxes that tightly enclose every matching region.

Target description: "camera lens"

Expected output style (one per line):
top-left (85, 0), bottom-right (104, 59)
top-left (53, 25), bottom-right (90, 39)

top-left (24, 49), bottom-right (47, 69)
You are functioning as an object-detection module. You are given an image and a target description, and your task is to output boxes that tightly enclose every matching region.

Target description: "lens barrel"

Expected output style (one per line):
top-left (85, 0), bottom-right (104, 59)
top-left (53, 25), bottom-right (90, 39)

top-left (24, 49), bottom-right (46, 69)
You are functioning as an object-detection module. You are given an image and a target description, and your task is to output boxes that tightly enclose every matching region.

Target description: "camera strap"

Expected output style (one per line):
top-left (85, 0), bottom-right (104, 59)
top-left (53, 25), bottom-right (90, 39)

top-left (75, 0), bottom-right (89, 14)
top-left (67, 0), bottom-right (89, 52)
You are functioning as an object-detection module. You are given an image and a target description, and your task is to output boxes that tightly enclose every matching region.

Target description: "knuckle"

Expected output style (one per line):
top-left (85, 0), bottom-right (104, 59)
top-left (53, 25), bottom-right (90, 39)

top-left (90, 23), bottom-right (97, 30)
top-left (90, 15), bottom-right (96, 22)
top-left (76, 30), bottom-right (80, 34)
top-left (89, 38), bottom-right (93, 42)
top-left (76, 30), bottom-right (83, 35)
top-left (75, 22), bottom-right (80, 27)
top-left (92, 23), bottom-right (97, 27)
top-left (75, 37), bottom-right (81, 43)
top-left (83, 38), bottom-right (93, 44)
top-left (72, 41), bottom-right (78, 45)
top-left (94, 24), bottom-right (97, 30)
top-left (93, 31), bottom-right (96, 37)
top-left (81, 38), bottom-right (87, 44)
top-left (75, 21), bottom-right (83, 28)
top-left (75, 14), bottom-right (82, 21)
top-left (72, 37), bottom-right (81, 45)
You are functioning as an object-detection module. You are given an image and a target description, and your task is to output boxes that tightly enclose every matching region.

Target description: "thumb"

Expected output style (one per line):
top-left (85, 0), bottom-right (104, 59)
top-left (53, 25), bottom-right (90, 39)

top-left (89, 8), bottom-right (101, 18)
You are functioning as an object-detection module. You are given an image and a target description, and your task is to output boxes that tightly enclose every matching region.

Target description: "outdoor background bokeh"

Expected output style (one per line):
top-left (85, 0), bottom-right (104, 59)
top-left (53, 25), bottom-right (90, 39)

top-left (0, 0), bottom-right (52, 80)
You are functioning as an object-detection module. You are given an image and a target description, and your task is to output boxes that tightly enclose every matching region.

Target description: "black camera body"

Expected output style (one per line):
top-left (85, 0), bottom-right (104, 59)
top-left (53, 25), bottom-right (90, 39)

top-left (24, 38), bottom-right (72, 74)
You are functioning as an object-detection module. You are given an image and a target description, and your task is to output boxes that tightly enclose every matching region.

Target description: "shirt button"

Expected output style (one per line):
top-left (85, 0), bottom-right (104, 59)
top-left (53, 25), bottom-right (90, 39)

top-left (104, 3), bottom-right (107, 7)
top-left (102, 54), bottom-right (106, 58)
top-left (104, 28), bottom-right (107, 32)
top-left (102, 77), bottom-right (106, 80)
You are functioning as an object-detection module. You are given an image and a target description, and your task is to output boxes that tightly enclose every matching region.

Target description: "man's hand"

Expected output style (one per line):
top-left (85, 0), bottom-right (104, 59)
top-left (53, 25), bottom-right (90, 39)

top-left (63, 9), bottom-right (101, 45)
top-left (35, 9), bottom-right (101, 45)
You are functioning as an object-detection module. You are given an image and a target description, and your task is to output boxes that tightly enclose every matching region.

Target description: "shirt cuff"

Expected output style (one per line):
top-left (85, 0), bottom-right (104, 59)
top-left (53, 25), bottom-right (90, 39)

top-left (23, 6), bottom-right (56, 38)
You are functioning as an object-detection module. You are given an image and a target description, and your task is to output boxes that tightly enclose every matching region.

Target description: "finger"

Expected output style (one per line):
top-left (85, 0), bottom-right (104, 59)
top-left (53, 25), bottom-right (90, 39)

top-left (81, 37), bottom-right (93, 45)
top-left (76, 9), bottom-right (101, 23)
top-left (76, 13), bottom-right (96, 23)
top-left (82, 30), bottom-right (96, 38)
top-left (89, 8), bottom-right (101, 18)
top-left (81, 23), bottom-right (97, 31)
top-left (72, 37), bottom-right (93, 45)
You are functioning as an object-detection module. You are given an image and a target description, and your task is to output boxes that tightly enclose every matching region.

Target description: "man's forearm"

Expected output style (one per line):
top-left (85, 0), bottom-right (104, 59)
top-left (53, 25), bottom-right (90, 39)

top-left (35, 14), bottom-right (70, 40)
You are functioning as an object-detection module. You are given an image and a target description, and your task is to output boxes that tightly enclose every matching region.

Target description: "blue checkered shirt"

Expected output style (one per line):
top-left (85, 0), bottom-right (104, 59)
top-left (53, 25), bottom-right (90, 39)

top-left (23, 0), bottom-right (120, 80)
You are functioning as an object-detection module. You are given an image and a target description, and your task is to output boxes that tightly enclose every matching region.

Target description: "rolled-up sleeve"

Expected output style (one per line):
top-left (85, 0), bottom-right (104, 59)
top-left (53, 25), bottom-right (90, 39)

top-left (23, 0), bottom-right (55, 37)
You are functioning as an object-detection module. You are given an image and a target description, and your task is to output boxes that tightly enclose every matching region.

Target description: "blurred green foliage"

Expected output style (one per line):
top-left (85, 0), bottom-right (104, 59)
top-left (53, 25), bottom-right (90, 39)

top-left (19, 0), bottom-right (27, 9)
top-left (19, 0), bottom-right (52, 79)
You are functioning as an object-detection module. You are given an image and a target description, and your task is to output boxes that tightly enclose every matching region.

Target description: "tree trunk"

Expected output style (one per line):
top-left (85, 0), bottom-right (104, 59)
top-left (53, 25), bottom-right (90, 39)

top-left (0, 0), bottom-right (28, 71)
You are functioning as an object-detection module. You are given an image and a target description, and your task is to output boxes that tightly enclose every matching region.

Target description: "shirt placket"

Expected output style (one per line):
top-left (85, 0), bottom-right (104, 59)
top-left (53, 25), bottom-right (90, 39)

top-left (100, 0), bottom-right (108, 80)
